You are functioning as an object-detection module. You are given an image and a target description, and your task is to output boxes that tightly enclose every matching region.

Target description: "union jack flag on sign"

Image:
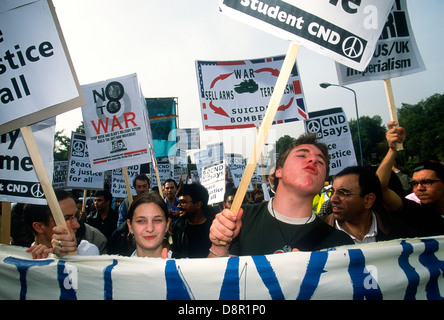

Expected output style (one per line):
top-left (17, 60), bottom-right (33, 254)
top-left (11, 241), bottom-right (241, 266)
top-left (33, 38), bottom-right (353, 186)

top-left (195, 54), bottom-right (308, 131)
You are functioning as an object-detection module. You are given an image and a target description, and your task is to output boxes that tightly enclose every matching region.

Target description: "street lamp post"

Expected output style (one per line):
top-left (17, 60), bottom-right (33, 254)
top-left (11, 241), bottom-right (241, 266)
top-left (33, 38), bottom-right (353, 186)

top-left (319, 82), bottom-right (364, 166)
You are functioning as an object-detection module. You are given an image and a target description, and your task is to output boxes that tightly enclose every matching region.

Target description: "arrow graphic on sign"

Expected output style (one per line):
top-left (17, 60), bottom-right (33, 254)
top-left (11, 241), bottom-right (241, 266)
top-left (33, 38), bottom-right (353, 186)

top-left (255, 68), bottom-right (280, 77)
top-left (209, 101), bottom-right (230, 118)
top-left (210, 73), bottom-right (233, 88)
top-left (277, 97), bottom-right (294, 111)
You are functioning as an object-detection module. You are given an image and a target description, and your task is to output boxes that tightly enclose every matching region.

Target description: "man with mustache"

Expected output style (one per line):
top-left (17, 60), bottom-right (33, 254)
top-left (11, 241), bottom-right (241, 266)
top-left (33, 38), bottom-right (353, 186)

top-left (208, 133), bottom-right (354, 257)
top-left (323, 166), bottom-right (415, 243)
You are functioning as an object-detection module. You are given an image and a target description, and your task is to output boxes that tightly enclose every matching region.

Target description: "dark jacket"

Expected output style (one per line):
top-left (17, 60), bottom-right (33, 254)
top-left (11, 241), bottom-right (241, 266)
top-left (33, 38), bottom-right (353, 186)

top-left (324, 211), bottom-right (417, 242)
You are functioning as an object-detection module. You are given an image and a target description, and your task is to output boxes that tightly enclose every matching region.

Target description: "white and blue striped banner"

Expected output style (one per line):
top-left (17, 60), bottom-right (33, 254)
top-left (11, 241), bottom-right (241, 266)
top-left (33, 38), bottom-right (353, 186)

top-left (1, 236), bottom-right (443, 300)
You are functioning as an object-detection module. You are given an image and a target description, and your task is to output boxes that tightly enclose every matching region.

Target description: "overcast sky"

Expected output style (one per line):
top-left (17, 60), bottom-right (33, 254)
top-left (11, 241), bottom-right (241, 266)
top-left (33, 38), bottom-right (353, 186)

top-left (53, 0), bottom-right (444, 158)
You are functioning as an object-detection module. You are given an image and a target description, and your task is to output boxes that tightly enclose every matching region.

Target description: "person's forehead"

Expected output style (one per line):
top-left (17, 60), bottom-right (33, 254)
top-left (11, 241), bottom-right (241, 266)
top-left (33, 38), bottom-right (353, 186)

top-left (165, 182), bottom-right (176, 188)
top-left (179, 195), bottom-right (192, 201)
top-left (333, 174), bottom-right (360, 189)
top-left (292, 144), bottom-right (324, 157)
top-left (59, 198), bottom-right (77, 216)
top-left (135, 179), bottom-right (148, 186)
top-left (413, 169), bottom-right (439, 180)
top-left (133, 202), bottom-right (164, 218)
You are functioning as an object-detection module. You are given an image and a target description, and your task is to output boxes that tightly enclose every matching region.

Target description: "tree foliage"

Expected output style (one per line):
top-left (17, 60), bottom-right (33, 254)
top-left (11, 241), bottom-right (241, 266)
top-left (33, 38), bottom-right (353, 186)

top-left (53, 129), bottom-right (70, 161)
top-left (275, 134), bottom-right (295, 154)
top-left (396, 93), bottom-right (444, 172)
top-left (53, 121), bottom-right (85, 161)
top-left (349, 115), bottom-right (387, 166)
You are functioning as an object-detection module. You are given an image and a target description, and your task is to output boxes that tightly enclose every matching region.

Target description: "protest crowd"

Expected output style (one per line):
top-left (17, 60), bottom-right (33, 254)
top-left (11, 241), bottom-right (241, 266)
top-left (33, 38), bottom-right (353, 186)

top-left (10, 122), bottom-right (444, 260)
top-left (1, 0), bottom-right (443, 301)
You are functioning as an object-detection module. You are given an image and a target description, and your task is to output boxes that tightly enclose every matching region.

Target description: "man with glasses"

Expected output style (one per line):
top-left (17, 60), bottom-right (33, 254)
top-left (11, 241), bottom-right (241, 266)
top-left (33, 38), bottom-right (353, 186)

top-left (376, 121), bottom-right (444, 236)
top-left (24, 190), bottom-right (104, 258)
top-left (324, 166), bottom-right (415, 243)
top-left (170, 183), bottom-right (216, 258)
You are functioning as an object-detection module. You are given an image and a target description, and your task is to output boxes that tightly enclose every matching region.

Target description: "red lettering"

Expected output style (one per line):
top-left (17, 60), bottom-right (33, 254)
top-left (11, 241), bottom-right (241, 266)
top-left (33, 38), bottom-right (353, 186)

top-left (111, 115), bottom-right (123, 131)
top-left (124, 112), bottom-right (137, 127)
top-left (91, 118), bottom-right (109, 134)
top-left (90, 112), bottom-right (137, 134)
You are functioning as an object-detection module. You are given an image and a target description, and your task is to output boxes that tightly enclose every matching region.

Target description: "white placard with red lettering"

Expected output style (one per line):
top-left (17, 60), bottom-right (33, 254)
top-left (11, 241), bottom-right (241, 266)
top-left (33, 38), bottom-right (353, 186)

top-left (81, 73), bottom-right (153, 173)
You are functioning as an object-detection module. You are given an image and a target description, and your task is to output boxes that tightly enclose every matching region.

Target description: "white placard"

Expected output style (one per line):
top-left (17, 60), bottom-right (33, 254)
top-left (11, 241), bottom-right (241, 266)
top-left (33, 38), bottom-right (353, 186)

top-left (177, 128), bottom-right (200, 150)
top-left (65, 132), bottom-right (104, 190)
top-left (226, 153), bottom-right (253, 191)
top-left (304, 107), bottom-right (357, 176)
top-left (52, 160), bottom-right (68, 189)
top-left (0, 118), bottom-right (55, 204)
top-left (201, 160), bottom-right (226, 205)
top-left (220, 0), bottom-right (395, 71)
top-left (111, 165), bottom-right (141, 198)
top-left (336, 0), bottom-right (426, 85)
top-left (0, 0), bottom-right (84, 135)
top-left (81, 73), bottom-right (153, 173)
top-left (196, 54), bottom-right (307, 130)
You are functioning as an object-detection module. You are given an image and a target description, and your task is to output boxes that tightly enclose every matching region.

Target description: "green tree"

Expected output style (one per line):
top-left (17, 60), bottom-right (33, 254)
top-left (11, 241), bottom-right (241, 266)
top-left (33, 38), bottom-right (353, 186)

top-left (349, 115), bottom-right (386, 166)
top-left (397, 93), bottom-right (444, 172)
top-left (53, 129), bottom-right (70, 161)
top-left (53, 121), bottom-right (84, 161)
top-left (275, 135), bottom-right (295, 154)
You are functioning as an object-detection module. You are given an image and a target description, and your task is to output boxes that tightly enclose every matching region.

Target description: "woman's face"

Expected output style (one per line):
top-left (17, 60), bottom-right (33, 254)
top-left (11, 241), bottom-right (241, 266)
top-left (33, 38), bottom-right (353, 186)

top-left (128, 202), bottom-right (169, 256)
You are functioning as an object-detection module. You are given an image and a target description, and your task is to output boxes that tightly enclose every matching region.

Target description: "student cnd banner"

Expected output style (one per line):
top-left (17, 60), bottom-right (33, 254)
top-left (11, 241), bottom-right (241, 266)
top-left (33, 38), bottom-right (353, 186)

top-left (219, 0), bottom-right (395, 71)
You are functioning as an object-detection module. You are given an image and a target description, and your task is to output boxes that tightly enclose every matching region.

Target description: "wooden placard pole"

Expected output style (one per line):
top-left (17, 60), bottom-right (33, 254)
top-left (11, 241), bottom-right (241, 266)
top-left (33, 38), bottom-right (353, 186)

top-left (383, 78), bottom-right (404, 151)
top-left (20, 126), bottom-right (77, 254)
top-left (227, 42), bottom-right (301, 220)
top-left (122, 167), bottom-right (133, 207)
top-left (82, 190), bottom-right (87, 212)
top-left (154, 165), bottom-right (164, 199)
top-left (1, 202), bottom-right (11, 244)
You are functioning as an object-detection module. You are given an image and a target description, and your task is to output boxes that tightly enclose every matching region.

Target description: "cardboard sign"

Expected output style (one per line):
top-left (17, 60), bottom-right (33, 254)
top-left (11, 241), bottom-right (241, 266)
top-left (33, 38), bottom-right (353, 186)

top-left (201, 160), bottom-right (226, 205)
top-left (0, 0), bottom-right (84, 135)
top-left (336, 0), bottom-right (425, 85)
top-left (226, 153), bottom-right (253, 191)
top-left (1, 236), bottom-right (442, 300)
top-left (304, 107), bottom-right (357, 176)
top-left (81, 74), bottom-right (153, 173)
top-left (65, 132), bottom-right (104, 190)
top-left (196, 54), bottom-right (307, 130)
top-left (150, 162), bottom-right (170, 187)
top-left (0, 118), bottom-right (55, 204)
top-left (194, 143), bottom-right (225, 180)
top-left (111, 165), bottom-right (140, 198)
top-left (52, 160), bottom-right (68, 189)
top-left (220, 0), bottom-right (395, 71)
top-left (177, 128), bottom-right (200, 150)
top-left (175, 149), bottom-right (188, 168)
